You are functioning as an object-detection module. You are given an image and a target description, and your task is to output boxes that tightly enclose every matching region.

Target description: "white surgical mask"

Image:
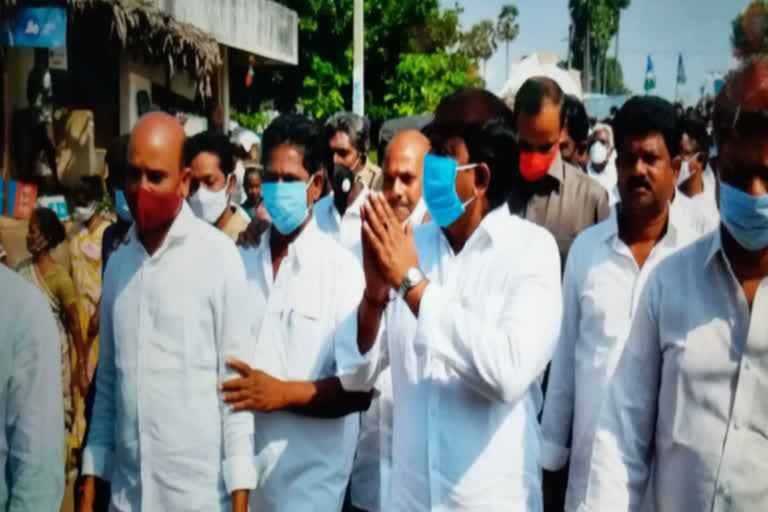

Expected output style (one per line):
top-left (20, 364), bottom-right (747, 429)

top-left (590, 141), bottom-right (608, 165)
top-left (189, 185), bottom-right (229, 224)
top-left (73, 203), bottom-right (96, 224)
top-left (677, 159), bottom-right (691, 186)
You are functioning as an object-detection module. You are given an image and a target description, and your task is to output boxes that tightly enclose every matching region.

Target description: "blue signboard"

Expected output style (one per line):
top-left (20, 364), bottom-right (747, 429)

top-left (1, 7), bottom-right (67, 48)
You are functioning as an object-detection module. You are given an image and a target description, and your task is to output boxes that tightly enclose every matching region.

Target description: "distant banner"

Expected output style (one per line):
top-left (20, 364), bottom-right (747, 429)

top-left (1, 7), bottom-right (67, 48)
top-left (37, 194), bottom-right (70, 221)
top-left (1, 179), bottom-right (38, 218)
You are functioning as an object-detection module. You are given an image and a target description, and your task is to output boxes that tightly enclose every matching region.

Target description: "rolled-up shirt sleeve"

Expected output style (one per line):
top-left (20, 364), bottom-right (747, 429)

top-left (422, 230), bottom-right (562, 404)
top-left (7, 294), bottom-right (65, 511)
top-left (216, 247), bottom-right (257, 493)
top-left (582, 277), bottom-right (662, 511)
top-left (82, 265), bottom-right (117, 479)
top-left (336, 302), bottom-right (389, 393)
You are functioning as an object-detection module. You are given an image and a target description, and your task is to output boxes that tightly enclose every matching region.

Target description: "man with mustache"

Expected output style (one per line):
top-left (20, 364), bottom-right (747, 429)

top-left (540, 96), bottom-right (698, 512)
top-left (581, 54), bottom-right (768, 512)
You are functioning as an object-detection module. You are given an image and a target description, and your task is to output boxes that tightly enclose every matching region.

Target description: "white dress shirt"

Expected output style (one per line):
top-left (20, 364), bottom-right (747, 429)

top-left (671, 189), bottom-right (719, 236)
top-left (582, 229), bottom-right (768, 512)
top-left (338, 205), bottom-right (562, 511)
top-left (540, 205), bottom-right (697, 512)
top-left (350, 198), bottom-right (430, 511)
top-left (588, 160), bottom-right (619, 206)
top-left (82, 203), bottom-right (256, 511)
top-left (240, 216), bottom-right (363, 511)
top-left (688, 164), bottom-right (719, 227)
top-left (0, 266), bottom-right (64, 511)
top-left (313, 188), bottom-right (369, 252)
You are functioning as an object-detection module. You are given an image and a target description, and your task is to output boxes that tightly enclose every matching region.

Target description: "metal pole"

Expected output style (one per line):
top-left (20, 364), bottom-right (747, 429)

top-left (352, 0), bottom-right (364, 116)
top-left (567, 23), bottom-right (573, 69)
top-left (2, 55), bottom-right (8, 216)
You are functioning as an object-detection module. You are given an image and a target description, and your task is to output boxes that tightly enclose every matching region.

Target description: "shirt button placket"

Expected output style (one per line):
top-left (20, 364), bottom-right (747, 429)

top-left (137, 261), bottom-right (150, 507)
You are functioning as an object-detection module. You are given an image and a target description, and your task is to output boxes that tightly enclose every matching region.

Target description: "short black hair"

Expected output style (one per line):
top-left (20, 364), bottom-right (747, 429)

top-left (426, 116), bottom-right (520, 210)
top-left (244, 166), bottom-right (261, 183)
top-left (514, 77), bottom-right (566, 128)
top-left (325, 112), bottom-right (370, 156)
top-left (613, 95), bottom-right (681, 158)
top-left (563, 94), bottom-right (589, 145)
top-left (432, 88), bottom-right (515, 129)
top-left (105, 134), bottom-right (130, 194)
top-left (33, 207), bottom-right (66, 247)
top-left (184, 132), bottom-right (235, 176)
top-left (261, 113), bottom-right (323, 175)
top-left (679, 113), bottom-right (710, 154)
top-left (76, 176), bottom-right (103, 203)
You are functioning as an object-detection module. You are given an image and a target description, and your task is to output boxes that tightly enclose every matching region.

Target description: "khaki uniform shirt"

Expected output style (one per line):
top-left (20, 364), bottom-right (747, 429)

top-left (356, 159), bottom-right (384, 191)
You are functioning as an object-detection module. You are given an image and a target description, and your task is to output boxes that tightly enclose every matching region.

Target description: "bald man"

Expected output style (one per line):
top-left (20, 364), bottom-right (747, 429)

top-left (349, 129), bottom-right (431, 512)
top-left (81, 112), bottom-right (256, 512)
top-left (381, 129), bottom-right (430, 226)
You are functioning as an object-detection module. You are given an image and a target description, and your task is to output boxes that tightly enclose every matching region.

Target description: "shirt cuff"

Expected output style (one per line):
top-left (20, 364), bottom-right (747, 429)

top-left (541, 438), bottom-right (570, 471)
top-left (80, 445), bottom-right (113, 480)
top-left (222, 454), bottom-right (257, 492)
top-left (336, 313), bottom-right (383, 392)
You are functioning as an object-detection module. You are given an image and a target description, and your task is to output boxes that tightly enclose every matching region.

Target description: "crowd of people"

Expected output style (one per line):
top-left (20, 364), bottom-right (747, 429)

top-left (1, 56), bottom-right (767, 512)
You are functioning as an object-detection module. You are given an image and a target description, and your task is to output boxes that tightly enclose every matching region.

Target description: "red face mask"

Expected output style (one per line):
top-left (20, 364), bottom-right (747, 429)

top-left (131, 185), bottom-right (183, 232)
top-left (519, 146), bottom-right (559, 182)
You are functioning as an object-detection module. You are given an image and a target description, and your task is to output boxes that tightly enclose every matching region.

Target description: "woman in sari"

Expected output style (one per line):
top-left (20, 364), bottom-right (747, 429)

top-left (17, 207), bottom-right (88, 489)
top-left (68, 178), bottom-right (110, 460)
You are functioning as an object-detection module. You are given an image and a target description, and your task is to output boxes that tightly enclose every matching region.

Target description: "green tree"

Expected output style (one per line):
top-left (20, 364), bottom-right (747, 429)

top-left (411, 2), bottom-right (464, 53)
top-left (604, 56), bottom-right (631, 95)
top-left (496, 4), bottom-right (520, 82)
top-left (568, 0), bottom-right (630, 93)
top-left (384, 52), bottom-right (482, 117)
top-left (459, 20), bottom-right (497, 83)
top-left (731, 1), bottom-right (768, 59)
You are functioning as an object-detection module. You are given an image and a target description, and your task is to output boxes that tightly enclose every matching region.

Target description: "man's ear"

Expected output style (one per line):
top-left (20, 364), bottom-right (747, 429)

top-left (475, 163), bottom-right (491, 195)
top-left (179, 167), bottom-right (192, 198)
top-left (671, 155), bottom-right (682, 180)
top-left (226, 173), bottom-right (237, 195)
top-left (308, 170), bottom-right (325, 204)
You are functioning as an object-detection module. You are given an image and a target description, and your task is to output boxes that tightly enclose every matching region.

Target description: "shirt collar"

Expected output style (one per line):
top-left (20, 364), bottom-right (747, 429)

top-left (705, 227), bottom-right (724, 267)
top-left (126, 200), bottom-right (195, 248)
top-left (406, 197), bottom-right (428, 226)
top-left (608, 201), bottom-right (690, 251)
top-left (476, 203), bottom-right (514, 247)
top-left (547, 151), bottom-right (565, 183)
top-left (264, 214), bottom-right (322, 273)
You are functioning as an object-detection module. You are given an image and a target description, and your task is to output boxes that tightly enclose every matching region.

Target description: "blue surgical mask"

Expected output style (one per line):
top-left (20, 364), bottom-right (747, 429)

top-left (115, 190), bottom-right (133, 223)
top-left (262, 180), bottom-right (311, 235)
top-left (422, 153), bottom-right (476, 227)
top-left (720, 182), bottom-right (768, 251)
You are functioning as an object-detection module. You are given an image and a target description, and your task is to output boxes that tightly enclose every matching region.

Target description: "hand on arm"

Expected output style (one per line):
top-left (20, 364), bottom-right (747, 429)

top-left (221, 359), bottom-right (373, 417)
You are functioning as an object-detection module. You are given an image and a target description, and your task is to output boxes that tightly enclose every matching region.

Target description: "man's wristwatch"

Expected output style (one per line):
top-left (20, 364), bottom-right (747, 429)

top-left (399, 267), bottom-right (426, 297)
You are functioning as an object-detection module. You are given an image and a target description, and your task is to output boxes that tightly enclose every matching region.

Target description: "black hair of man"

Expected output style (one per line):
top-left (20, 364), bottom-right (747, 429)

top-left (77, 176), bottom-right (103, 203)
top-left (432, 88), bottom-right (516, 130)
top-left (33, 207), bottom-right (66, 247)
top-left (105, 134), bottom-right (131, 195)
top-left (613, 95), bottom-right (682, 158)
top-left (563, 94), bottom-right (589, 145)
top-left (513, 77), bottom-right (566, 128)
top-left (261, 113), bottom-right (323, 175)
top-left (426, 116), bottom-right (520, 210)
top-left (325, 111), bottom-right (370, 156)
top-left (184, 131), bottom-right (235, 176)
top-left (679, 113), bottom-right (710, 154)
top-left (244, 166), bottom-right (261, 182)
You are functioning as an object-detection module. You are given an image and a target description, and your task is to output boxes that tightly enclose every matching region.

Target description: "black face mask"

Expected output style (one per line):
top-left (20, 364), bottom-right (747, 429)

top-left (332, 164), bottom-right (355, 215)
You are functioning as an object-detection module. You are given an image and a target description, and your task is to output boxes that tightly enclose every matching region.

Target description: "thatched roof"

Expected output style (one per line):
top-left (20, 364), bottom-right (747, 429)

top-left (4, 0), bottom-right (222, 96)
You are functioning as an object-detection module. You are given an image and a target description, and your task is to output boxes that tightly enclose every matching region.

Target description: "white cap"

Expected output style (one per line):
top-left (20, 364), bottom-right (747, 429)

top-left (230, 127), bottom-right (261, 152)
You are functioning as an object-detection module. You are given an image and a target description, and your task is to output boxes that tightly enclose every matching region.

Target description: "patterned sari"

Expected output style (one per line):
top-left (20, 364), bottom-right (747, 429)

top-left (16, 259), bottom-right (83, 484)
top-left (69, 219), bottom-right (110, 455)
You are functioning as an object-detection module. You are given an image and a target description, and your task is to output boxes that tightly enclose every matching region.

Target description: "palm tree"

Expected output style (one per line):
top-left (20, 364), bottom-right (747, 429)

top-left (459, 20), bottom-right (497, 84)
top-left (497, 4), bottom-right (520, 81)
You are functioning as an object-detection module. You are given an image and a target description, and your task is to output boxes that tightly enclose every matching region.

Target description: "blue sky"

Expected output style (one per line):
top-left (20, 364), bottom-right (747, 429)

top-left (443, 0), bottom-right (750, 103)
